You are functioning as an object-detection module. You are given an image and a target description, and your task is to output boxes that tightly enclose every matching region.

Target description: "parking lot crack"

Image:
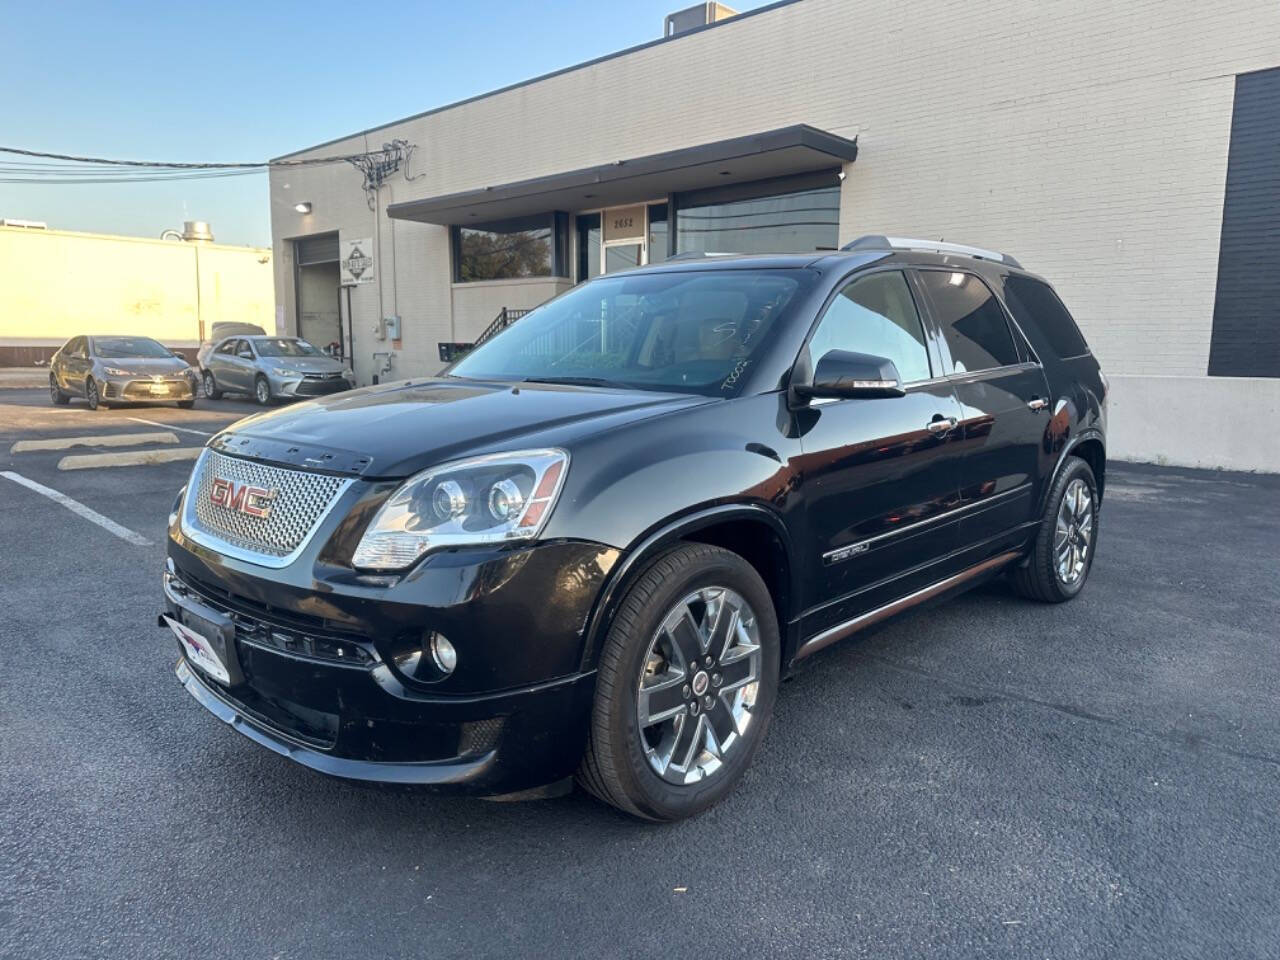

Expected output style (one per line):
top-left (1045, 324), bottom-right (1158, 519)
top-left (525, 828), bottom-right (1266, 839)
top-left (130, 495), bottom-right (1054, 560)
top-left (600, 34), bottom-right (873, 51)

top-left (855, 652), bottom-right (1280, 771)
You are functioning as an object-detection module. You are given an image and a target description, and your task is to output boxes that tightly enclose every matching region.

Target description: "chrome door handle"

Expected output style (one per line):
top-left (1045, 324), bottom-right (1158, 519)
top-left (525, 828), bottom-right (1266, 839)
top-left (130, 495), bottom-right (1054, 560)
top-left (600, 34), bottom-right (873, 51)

top-left (927, 416), bottom-right (957, 435)
top-left (1027, 397), bottom-right (1049, 412)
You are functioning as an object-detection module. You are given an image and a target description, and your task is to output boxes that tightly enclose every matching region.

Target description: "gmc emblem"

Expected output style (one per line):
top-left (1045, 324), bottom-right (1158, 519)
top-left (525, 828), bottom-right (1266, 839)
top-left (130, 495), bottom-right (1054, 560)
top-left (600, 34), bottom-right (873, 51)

top-left (210, 477), bottom-right (277, 519)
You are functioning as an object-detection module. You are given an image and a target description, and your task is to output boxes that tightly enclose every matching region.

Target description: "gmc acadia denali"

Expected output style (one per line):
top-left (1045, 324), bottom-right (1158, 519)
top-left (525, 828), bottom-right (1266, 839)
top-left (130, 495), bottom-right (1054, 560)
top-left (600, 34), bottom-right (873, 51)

top-left (160, 235), bottom-right (1107, 821)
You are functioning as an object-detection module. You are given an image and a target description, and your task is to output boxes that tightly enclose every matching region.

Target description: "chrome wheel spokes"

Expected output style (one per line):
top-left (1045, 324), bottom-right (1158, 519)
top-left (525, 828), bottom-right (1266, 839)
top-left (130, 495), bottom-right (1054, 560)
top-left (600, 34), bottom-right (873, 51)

top-left (637, 586), bottom-right (761, 785)
top-left (1054, 478), bottom-right (1094, 585)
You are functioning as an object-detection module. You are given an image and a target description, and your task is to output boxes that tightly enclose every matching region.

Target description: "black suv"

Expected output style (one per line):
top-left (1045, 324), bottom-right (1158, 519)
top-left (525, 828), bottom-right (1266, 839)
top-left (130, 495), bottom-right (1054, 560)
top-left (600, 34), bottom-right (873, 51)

top-left (160, 235), bottom-right (1106, 821)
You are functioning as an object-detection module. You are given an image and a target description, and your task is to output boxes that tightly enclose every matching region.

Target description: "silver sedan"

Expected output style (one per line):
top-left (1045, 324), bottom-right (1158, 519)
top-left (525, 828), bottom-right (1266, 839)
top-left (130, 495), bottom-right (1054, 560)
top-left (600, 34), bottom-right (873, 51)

top-left (201, 335), bottom-right (354, 406)
top-left (49, 335), bottom-right (198, 410)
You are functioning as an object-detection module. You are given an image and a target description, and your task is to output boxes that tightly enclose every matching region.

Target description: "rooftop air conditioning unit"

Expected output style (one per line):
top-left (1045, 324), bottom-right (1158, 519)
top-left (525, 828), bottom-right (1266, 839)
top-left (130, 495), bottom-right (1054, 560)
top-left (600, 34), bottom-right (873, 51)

top-left (664, 2), bottom-right (738, 37)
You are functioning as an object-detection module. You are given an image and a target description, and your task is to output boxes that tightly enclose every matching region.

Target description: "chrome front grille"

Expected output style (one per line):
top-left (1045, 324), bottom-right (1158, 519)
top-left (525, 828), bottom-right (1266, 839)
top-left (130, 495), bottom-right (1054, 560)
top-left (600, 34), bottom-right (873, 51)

top-left (184, 449), bottom-right (352, 565)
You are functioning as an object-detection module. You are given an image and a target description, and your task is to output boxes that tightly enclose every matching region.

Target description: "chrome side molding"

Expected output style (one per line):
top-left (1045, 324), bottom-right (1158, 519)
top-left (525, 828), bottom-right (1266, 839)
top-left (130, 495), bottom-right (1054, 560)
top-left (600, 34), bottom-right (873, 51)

top-left (795, 550), bottom-right (1021, 660)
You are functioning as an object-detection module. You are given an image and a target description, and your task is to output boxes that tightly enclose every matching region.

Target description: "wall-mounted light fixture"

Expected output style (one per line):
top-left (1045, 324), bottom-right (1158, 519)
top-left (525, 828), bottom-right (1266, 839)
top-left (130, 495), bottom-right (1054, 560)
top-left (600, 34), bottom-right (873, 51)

top-left (294, 202), bottom-right (313, 214)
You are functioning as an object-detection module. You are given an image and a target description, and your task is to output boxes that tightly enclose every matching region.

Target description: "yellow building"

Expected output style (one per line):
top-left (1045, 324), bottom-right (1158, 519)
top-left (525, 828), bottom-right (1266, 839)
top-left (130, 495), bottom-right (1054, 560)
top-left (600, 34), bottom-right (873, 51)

top-left (0, 223), bottom-right (275, 365)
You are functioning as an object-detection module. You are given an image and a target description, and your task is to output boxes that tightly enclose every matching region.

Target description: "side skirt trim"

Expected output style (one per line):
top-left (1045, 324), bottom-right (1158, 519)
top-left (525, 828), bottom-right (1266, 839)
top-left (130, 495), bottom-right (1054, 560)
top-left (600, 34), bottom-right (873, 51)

top-left (794, 550), bottom-right (1021, 661)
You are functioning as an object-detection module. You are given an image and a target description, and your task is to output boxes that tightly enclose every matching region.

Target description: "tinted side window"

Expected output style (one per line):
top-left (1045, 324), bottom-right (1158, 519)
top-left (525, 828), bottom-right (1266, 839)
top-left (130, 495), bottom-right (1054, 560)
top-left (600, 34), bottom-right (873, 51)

top-left (1002, 275), bottom-right (1090, 359)
top-left (808, 271), bottom-right (932, 383)
top-left (919, 271), bottom-right (1020, 373)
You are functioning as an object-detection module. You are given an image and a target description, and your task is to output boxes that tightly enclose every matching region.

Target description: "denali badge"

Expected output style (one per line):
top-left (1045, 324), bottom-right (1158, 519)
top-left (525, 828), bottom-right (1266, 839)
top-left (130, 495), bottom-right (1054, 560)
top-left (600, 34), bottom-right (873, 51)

top-left (209, 477), bottom-right (277, 518)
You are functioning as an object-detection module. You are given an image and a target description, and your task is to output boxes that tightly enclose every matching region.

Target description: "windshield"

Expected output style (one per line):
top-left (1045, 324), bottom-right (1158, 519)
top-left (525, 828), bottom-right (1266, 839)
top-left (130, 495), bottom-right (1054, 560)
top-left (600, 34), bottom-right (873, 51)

top-left (253, 338), bottom-right (323, 357)
top-left (449, 269), bottom-right (810, 396)
top-left (93, 337), bottom-right (172, 359)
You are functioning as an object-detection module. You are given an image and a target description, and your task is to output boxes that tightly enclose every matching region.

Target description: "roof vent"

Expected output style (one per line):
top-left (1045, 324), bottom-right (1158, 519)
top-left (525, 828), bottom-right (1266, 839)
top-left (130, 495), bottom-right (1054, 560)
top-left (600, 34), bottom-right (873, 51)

top-left (182, 220), bottom-right (214, 243)
top-left (665, 2), bottom-right (738, 37)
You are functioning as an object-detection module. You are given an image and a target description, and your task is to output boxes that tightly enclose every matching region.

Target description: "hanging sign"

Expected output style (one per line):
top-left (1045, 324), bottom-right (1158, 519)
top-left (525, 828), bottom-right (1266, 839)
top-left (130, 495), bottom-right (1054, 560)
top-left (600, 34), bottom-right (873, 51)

top-left (340, 236), bottom-right (374, 286)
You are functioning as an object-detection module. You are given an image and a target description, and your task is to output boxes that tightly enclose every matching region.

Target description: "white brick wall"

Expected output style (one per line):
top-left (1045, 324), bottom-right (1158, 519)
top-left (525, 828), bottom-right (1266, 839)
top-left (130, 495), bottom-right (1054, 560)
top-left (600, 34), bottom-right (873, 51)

top-left (270, 0), bottom-right (1280, 467)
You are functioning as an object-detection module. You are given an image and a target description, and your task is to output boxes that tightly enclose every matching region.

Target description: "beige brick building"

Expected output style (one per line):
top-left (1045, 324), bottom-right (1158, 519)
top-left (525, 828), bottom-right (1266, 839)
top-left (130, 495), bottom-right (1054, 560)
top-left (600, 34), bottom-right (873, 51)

top-left (269, 0), bottom-right (1280, 471)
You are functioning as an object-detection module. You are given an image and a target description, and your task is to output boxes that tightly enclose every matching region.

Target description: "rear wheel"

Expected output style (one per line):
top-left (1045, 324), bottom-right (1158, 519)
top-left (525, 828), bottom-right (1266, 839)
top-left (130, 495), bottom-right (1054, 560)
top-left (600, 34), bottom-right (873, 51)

top-left (577, 543), bottom-right (779, 821)
top-left (1012, 456), bottom-right (1098, 602)
top-left (49, 375), bottom-right (69, 405)
top-left (201, 370), bottom-right (222, 400)
top-left (85, 377), bottom-right (102, 411)
top-left (254, 375), bottom-right (271, 406)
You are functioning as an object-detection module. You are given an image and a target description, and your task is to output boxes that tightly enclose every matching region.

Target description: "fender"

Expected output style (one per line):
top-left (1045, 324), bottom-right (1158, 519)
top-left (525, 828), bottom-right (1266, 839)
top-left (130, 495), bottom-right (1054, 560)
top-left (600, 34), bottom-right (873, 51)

top-left (1038, 427), bottom-right (1106, 519)
top-left (577, 502), bottom-right (799, 672)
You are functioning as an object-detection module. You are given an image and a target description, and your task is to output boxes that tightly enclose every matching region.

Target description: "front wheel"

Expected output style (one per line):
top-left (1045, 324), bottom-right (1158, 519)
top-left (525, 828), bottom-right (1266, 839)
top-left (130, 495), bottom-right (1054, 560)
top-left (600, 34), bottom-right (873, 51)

top-left (577, 543), bottom-right (780, 821)
top-left (85, 377), bottom-right (103, 411)
top-left (254, 375), bottom-right (271, 406)
top-left (201, 370), bottom-right (222, 400)
top-left (49, 375), bottom-right (69, 406)
top-left (1012, 456), bottom-right (1099, 602)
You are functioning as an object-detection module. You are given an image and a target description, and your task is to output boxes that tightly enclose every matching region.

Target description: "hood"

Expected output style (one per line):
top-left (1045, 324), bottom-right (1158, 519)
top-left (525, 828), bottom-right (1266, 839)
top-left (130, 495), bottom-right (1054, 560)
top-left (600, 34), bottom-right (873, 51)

top-left (218, 377), bottom-right (711, 477)
top-left (99, 356), bottom-right (189, 375)
top-left (262, 356), bottom-right (345, 374)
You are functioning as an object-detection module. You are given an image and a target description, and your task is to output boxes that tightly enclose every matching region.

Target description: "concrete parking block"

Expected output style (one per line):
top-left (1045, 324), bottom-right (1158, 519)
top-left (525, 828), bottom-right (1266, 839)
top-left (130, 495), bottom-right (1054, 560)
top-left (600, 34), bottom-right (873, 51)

top-left (56, 446), bottom-right (202, 470)
top-left (11, 431), bottom-right (180, 453)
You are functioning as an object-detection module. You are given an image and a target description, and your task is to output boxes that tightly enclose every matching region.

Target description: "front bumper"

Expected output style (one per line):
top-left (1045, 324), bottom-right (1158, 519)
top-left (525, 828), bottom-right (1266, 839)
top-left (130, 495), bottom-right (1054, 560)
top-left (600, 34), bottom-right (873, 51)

top-left (270, 373), bottom-right (354, 398)
top-left (163, 523), bottom-right (616, 794)
top-left (103, 376), bottom-right (196, 402)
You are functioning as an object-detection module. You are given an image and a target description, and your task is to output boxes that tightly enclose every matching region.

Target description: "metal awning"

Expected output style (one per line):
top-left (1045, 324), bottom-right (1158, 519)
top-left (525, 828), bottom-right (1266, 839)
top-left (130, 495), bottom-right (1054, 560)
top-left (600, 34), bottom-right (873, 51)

top-left (386, 124), bottom-right (858, 226)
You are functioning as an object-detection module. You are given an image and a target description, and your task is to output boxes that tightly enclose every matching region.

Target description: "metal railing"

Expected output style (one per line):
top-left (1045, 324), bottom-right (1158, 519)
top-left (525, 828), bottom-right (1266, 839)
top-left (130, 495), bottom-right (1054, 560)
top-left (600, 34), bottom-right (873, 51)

top-left (437, 307), bottom-right (532, 364)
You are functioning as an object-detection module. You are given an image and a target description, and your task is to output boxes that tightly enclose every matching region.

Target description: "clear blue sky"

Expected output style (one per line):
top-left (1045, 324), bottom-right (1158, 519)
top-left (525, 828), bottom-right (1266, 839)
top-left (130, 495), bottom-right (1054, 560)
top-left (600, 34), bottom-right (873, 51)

top-left (0, 0), bottom-right (774, 247)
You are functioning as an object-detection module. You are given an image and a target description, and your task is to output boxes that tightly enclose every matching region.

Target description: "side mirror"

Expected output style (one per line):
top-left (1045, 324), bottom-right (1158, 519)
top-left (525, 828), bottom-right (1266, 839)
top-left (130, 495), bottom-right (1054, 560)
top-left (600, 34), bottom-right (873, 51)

top-left (795, 350), bottom-right (906, 400)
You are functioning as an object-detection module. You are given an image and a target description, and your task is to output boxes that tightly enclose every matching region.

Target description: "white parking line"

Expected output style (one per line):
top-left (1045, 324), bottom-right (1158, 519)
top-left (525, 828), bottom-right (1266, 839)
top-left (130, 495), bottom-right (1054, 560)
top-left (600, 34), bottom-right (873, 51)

top-left (126, 416), bottom-right (214, 437)
top-left (11, 431), bottom-right (180, 453)
top-left (0, 470), bottom-right (152, 546)
top-left (57, 447), bottom-right (203, 471)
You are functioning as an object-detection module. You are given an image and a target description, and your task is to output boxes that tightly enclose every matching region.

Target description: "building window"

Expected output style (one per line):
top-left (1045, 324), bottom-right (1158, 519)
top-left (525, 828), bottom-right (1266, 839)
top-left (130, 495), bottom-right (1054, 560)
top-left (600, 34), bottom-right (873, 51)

top-left (576, 213), bottom-right (601, 282)
top-left (647, 204), bottom-right (669, 264)
top-left (674, 171), bottom-right (840, 256)
top-left (452, 213), bottom-right (568, 283)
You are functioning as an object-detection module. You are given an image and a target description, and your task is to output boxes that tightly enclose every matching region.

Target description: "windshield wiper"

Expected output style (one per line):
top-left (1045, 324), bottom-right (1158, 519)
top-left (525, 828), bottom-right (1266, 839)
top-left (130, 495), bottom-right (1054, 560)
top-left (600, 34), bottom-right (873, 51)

top-left (521, 376), bottom-right (617, 387)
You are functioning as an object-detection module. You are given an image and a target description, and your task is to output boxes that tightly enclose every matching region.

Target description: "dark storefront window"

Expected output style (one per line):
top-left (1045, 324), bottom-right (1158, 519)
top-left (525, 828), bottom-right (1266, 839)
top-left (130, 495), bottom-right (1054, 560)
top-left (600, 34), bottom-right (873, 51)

top-left (674, 172), bottom-right (841, 256)
top-left (648, 204), bottom-right (669, 263)
top-left (576, 213), bottom-right (601, 282)
top-left (453, 213), bottom-right (568, 282)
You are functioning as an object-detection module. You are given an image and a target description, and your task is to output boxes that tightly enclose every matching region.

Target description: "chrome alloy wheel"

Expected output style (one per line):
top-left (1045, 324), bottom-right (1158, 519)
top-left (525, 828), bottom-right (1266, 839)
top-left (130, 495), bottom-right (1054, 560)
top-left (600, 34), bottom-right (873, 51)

top-left (636, 586), bottom-right (761, 785)
top-left (1055, 477), bottom-right (1095, 585)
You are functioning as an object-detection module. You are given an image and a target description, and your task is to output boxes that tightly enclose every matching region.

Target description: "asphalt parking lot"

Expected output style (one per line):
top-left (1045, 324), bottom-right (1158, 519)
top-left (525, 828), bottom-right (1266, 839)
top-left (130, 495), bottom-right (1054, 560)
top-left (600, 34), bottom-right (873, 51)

top-left (2, 385), bottom-right (1278, 960)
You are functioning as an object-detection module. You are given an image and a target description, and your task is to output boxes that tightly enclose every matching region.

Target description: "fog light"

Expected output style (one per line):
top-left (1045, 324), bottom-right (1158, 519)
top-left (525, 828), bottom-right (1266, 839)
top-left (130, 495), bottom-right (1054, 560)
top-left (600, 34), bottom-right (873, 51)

top-left (429, 632), bottom-right (457, 675)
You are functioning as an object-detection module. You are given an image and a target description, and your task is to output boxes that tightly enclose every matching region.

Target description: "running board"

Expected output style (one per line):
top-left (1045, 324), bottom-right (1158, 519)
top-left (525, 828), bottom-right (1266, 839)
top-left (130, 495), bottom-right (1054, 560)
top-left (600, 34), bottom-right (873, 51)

top-left (794, 550), bottom-right (1020, 661)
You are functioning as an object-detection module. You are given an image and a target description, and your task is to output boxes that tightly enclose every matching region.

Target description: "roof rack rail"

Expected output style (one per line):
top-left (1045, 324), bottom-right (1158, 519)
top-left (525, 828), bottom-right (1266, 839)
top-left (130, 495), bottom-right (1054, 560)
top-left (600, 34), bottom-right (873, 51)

top-left (842, 234), bottom-right (1022, 268)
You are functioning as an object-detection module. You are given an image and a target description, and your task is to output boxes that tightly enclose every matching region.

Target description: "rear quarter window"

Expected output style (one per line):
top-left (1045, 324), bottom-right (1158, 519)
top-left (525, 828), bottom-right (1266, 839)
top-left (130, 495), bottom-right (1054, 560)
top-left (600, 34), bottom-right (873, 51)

top-left (1002, 275), bottom-right (1090, 360)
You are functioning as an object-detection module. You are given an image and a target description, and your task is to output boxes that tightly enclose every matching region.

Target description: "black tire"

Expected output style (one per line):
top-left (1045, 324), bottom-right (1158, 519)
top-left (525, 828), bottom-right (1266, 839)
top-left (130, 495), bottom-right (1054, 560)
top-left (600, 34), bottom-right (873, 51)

top-left (202, 370), bottom-right (222, 400)
top-left (85, 377), bottom-right (102, 411)
top-left (1012, 456), bottom-right (1099, 603)
top-left (178, 399), bottom-right (196, 409)
top-left (49, 375), bottom-right (69, 406)
top-left (253, 374), bottom-right (271, 406)
top-left (577, 543), bottom-right (780, 821)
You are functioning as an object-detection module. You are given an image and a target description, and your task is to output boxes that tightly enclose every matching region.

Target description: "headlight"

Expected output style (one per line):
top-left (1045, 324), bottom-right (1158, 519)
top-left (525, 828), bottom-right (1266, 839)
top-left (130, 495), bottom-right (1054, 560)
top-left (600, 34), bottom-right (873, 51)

top-left (169, 485), bottom-right (187, 527)
top-left (351, 449), bottom-right (568, 571)
top-left (272, 367), bottom-right (294, 377)
top-left (103, 366), bottom-right (130, 376)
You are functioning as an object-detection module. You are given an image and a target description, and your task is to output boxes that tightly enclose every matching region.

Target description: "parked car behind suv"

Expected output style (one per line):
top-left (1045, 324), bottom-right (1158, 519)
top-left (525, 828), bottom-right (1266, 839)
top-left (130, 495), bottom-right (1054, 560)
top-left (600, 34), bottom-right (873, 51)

top-left (195, 321), bottom-right (265, 373)
top-left (160, 236), bottom-right (1106, 821)
top-left (201, 335), bottom-right (354, 405)
top-left (50, 335), bottom-right (197, 409)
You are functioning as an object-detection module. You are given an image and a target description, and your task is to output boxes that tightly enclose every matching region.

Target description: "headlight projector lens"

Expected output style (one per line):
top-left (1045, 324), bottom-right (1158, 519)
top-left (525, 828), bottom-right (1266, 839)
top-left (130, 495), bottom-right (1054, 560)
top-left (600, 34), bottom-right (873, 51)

top-left (432, 479), bottom-right (467, 520)
top-left (487, 478), bottom-right (525, 521)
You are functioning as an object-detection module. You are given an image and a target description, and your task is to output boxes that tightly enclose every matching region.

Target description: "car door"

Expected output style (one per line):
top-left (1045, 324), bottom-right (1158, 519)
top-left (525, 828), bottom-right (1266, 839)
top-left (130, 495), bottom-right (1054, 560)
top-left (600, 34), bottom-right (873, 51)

top-left (796, 268), bottom-right (966, 636)
top-left (233, 339), bottom-right (259, 390)
top-left (914, 268), bottom-right (1055, 549)
top-left (63, 337), bottom-right (91, 395)
top-left (213, 338), bottom-right (246, 391)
